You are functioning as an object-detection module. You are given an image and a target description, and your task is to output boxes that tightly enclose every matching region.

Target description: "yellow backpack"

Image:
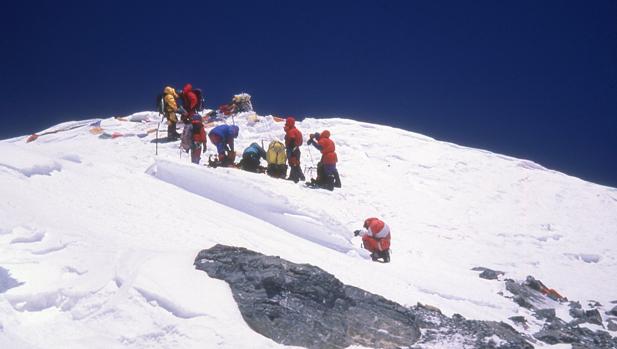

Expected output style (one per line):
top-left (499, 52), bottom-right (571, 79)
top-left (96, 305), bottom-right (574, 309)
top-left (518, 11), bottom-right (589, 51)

top-left (266, 141), bottom-right (287, 166)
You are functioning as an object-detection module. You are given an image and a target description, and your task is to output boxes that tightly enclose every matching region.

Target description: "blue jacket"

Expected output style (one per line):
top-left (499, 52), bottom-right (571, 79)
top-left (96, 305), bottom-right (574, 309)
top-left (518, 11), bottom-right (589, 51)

top-left (209, 125), bottom-right (239, 154)
top-left (243, 142), bottom-right (266, 160)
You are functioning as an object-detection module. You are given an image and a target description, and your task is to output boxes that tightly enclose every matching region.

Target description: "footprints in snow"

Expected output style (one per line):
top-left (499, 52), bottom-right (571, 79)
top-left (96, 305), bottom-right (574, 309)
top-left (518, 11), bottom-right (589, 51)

top-left (0, 142), bottom-right (82, 177)
top-left (564, 253), bottom-right (601, 264)
top-left (9, 228), bottom-right (45, 244)
top-left (496, 227), bottom-right (603, 264)
top-left (1, 225), bottom-right (85, 310)
top-left (5, 226), bottom-right (71, 255)
top-left (3, 225), bottom-right (202, 322)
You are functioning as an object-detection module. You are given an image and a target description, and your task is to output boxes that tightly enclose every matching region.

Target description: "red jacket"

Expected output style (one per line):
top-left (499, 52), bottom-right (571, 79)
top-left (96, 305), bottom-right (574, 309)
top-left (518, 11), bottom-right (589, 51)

top-left (192, 117), bottom-right (207, 143)
top-left (182, 84), bottom-right (198, 114)
top-left (284, 117), bottom-right (302, 148)
top-left (317, 130), bottom-right (337, 165)
top-left (363, 218), bottom-right (389, 237)
top-left (359, 218), bottom-right (391, 252)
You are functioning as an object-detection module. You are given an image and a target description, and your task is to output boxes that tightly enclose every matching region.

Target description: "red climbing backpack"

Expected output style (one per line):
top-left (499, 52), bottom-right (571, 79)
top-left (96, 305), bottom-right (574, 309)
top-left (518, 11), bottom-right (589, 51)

top-left (191, 115), bottom-right (207, 143)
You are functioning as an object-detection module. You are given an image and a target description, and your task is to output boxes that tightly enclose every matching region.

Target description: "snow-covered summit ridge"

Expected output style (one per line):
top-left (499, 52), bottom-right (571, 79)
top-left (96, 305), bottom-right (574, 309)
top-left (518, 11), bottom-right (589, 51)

top-left (0, 110), bottom-right (616, 348)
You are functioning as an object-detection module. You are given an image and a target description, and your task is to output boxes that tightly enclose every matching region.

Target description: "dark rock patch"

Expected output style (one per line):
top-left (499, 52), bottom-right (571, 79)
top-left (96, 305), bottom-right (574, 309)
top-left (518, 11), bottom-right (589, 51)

top-left (503, 278), bottom-right (617, 348)
top-left (568, 303), bottom-right (604, 327)
top-left (480, 270), bottom-right (502, 280)
top-left (195, 245), bottom-right (533, 349)
top-left (607, 306), bottom-right (617, 317)
top-left (608, 319), bottom-right (617, 332)
top-left (585, 309), bottom-right (603, 326)
top-left (509, 316), bottom-right (527, 325)
top-left (570, 302), bottom-right (586, 319)
top-left (534, 323), bottom-right (615, 348)
top-left (472, 266), bottom-right (504, 280)
top-left (416, 314), bottom-right (533, 349)
top-left (523, 276), bottom-right (567, 302)
top-left (504, 279), bottom-right (546, 310)
top-left (534, 308), bottom-right (556, 321)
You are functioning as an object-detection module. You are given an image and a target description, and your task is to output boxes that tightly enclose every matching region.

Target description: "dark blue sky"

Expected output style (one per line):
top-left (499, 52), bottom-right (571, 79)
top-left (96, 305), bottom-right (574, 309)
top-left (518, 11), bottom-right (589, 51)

top-left (1, 1), bottom-right (616, 187)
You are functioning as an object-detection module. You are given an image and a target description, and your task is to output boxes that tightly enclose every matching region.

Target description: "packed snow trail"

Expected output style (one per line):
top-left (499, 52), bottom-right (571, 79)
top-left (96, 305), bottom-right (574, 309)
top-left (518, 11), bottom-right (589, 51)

top-left (0, 110), bottom-right (616, 348)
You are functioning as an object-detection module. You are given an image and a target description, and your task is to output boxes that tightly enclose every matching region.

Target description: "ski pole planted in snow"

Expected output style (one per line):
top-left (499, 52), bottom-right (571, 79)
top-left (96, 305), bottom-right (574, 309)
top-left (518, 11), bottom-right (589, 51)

top-left (156, 95), bottom-right (165, 155)
top-left (156, 113), bottom-right (164, 156)
top-left (307, 146), bottom-right (316, 167)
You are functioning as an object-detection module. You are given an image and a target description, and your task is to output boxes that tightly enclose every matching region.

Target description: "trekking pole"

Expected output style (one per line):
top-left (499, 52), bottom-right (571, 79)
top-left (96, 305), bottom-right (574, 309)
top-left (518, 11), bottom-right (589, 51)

top-left (156, 112), bottom-right (164, 156)
top-left (307, 145), bottom-right (316, 166)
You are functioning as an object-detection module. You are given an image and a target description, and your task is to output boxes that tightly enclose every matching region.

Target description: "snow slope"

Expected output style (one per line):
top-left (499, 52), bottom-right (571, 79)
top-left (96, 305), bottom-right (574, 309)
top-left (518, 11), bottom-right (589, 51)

top-left (0, 112), bottom-right (616, 348)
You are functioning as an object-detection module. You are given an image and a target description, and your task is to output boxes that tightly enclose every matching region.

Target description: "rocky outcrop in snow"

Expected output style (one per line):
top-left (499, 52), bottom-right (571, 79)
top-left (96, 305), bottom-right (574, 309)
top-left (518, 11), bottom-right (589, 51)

top-left (474, 268), bottom-right (617, 348)
top-left (195, 245), bottom-right (533, 349)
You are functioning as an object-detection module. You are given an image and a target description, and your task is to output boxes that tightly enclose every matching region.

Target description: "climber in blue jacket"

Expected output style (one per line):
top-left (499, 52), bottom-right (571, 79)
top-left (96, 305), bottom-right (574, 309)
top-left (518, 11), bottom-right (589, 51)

top-left (239, 142), bottom-right (267, 172)
top-left (208, 124), bottom-right (239, 166)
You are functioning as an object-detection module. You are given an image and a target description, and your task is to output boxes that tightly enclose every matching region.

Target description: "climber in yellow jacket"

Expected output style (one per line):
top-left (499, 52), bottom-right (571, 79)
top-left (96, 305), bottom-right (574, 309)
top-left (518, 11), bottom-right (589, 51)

top-left (163, 86), bottom-right (180, 139)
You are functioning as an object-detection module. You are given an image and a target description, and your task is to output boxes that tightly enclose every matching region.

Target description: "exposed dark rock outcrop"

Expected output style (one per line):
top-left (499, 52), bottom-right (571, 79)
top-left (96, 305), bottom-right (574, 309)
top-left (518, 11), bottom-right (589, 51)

top-left (504, 278), bottom-right (547, 310)
top-left (534, 308), bottom-right (556, 321)
top-left (509, 316), bottom-right (528, 329)
top-left (533, 321), bottom-right (615, 348)
top-left (608, 319), bottom-right (617, 332)
top-left (503, 278), bottom-right (617, 348)
top-left (195, 245), bottom-right (532, 349)
top-left (472, 267), bottom-right (504, 280)
top-left (566, 302), bottom-right (603, 326)
top-left (579, 309), bottom-right (603, 326)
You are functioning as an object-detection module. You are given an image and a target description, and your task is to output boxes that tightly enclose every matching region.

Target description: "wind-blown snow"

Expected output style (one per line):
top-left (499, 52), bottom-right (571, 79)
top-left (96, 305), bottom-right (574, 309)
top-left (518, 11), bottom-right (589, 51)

top-left (0, 110), bottom-right (616, 348)
top-left (0, 143), bottom-right (63, 177)
top-left (147, 159), bottom-right (358, 254)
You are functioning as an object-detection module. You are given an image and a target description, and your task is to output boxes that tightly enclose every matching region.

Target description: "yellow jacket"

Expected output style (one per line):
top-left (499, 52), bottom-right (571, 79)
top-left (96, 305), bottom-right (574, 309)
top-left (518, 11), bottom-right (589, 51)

top-left (163, 86), bottom-right (178, 112)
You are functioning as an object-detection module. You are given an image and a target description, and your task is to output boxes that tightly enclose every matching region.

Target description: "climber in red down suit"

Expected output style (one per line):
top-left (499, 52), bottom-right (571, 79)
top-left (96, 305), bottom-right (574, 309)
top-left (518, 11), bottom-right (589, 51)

top-left (354, 217), bottom-right (391, 263)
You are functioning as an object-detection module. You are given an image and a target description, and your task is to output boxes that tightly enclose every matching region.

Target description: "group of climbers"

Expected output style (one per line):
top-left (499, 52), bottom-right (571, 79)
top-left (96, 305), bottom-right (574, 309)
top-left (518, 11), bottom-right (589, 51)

top-left (162, 84), bottom-right (206, 164)
top-left (157, 84), bottom-right (390, 262)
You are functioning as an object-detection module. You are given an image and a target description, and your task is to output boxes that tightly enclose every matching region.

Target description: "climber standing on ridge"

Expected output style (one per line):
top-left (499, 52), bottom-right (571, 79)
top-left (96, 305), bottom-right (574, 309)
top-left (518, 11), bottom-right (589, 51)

top-left (179, 113), bottom-right (207, 164)
top-left (284, 117), bottom-right (305, 183)
top-left (162, 86), bottom-right (180, 140)
top-left (190, 114), bottom-right (207, 164)
top-left (208, 124), bottom-right (240, 167)
top-left (354, 217), bottom-right (391, 263)
top-left (307, 130), bottom-right (341, 190)
top-left (179, 83), bottom-right (198, 122)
